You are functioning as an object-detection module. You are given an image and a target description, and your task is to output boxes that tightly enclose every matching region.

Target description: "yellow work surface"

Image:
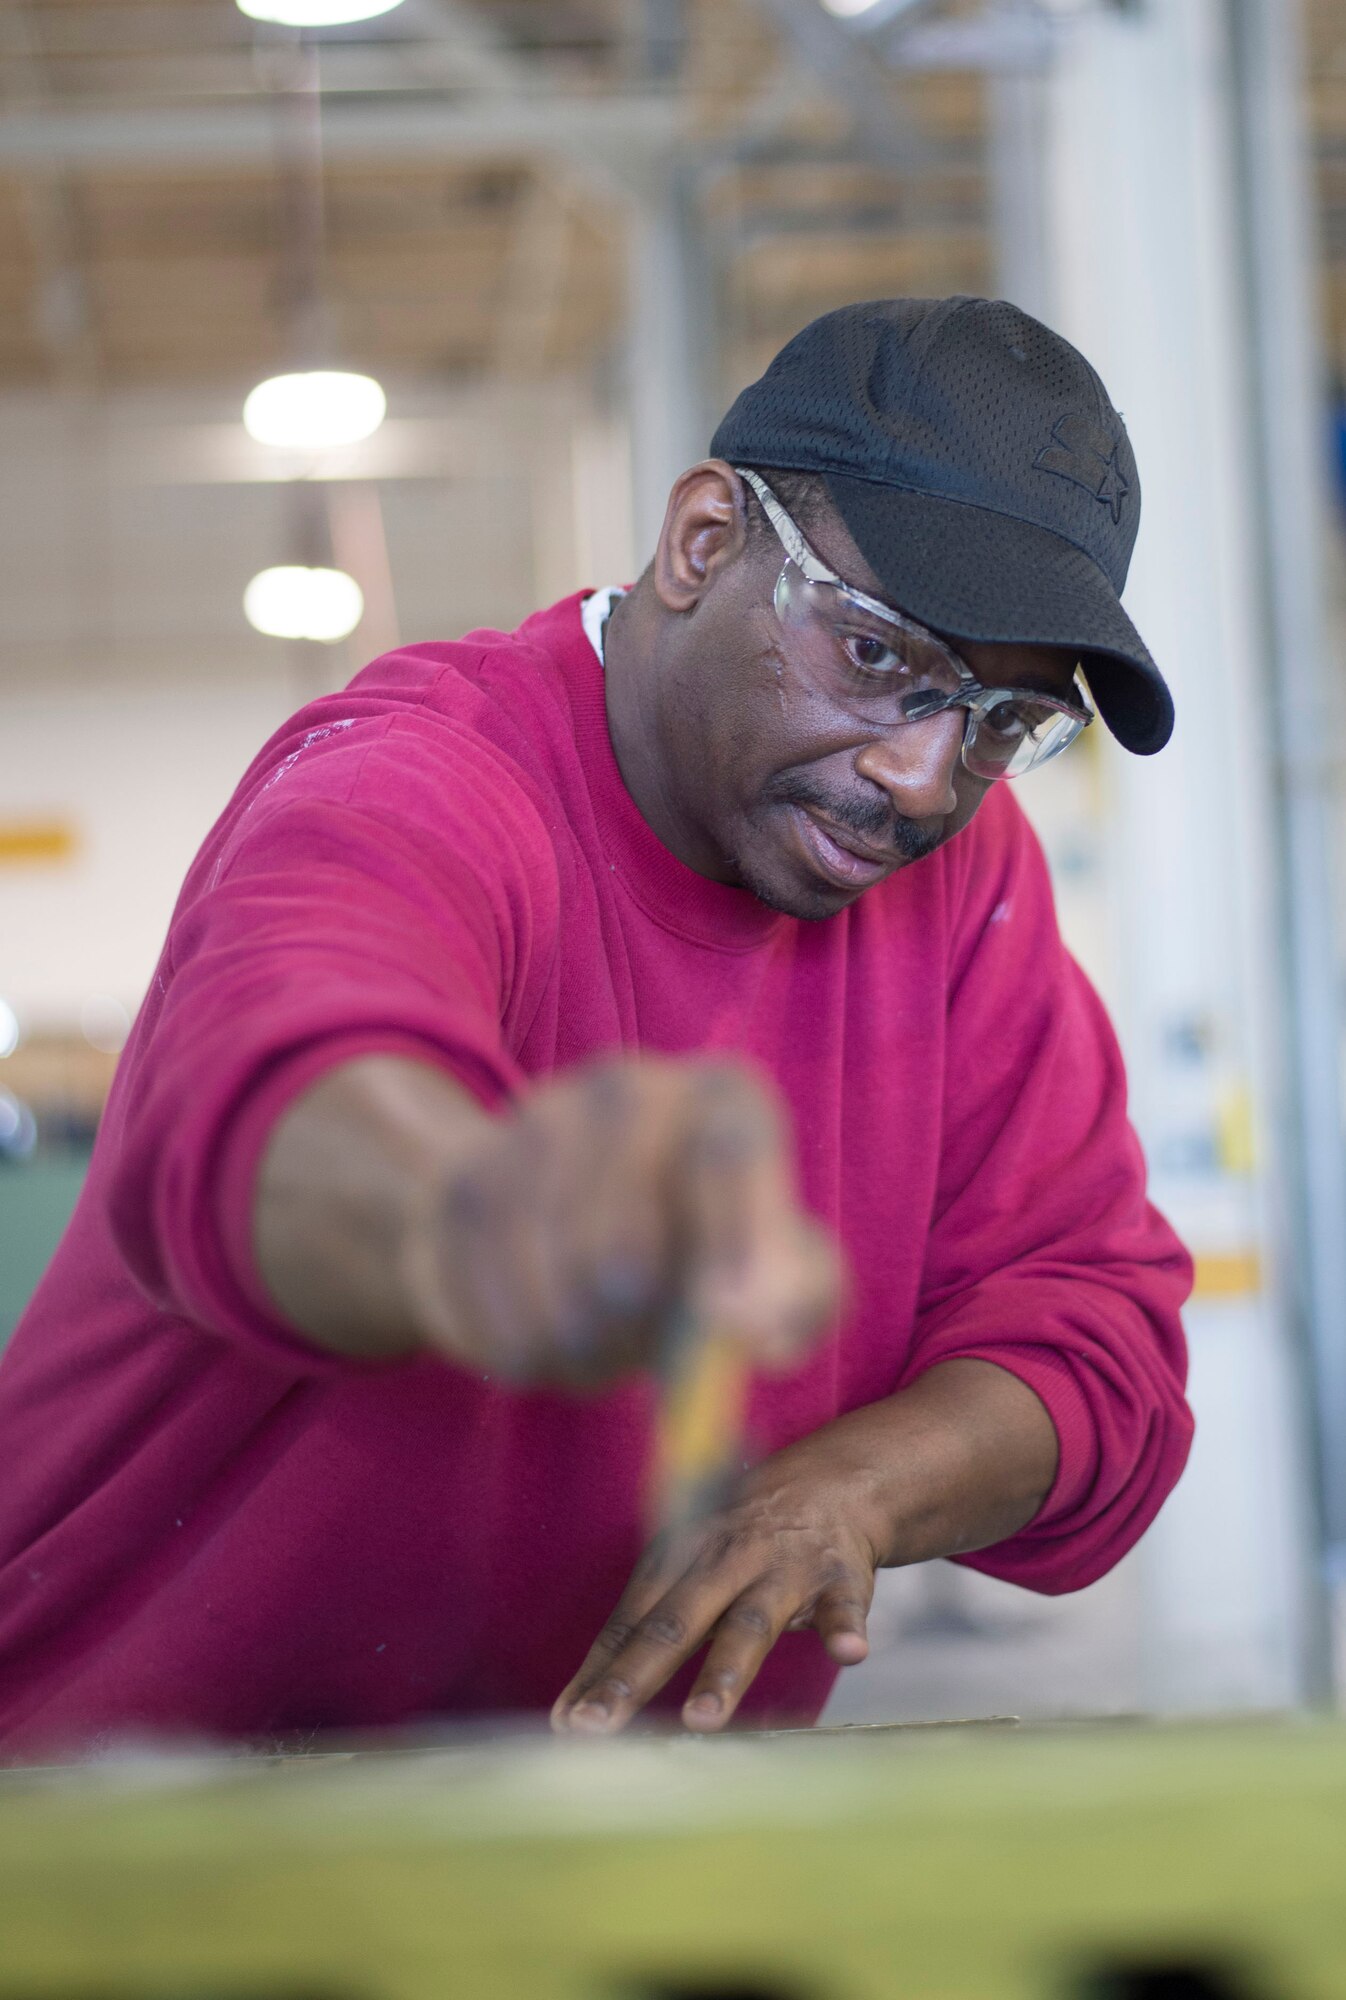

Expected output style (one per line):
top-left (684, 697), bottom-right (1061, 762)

top-left (0, 1717), bottom-right (1343, 2000)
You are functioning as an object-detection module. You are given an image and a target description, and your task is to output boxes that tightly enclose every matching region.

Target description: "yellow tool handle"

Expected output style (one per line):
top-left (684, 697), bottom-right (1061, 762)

top-left (650, 1321), bottom-right (749, 1534)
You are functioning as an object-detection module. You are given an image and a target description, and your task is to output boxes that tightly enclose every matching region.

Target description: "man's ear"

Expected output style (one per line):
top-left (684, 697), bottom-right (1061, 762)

top-left (651, 460), bottom-right (749, 613)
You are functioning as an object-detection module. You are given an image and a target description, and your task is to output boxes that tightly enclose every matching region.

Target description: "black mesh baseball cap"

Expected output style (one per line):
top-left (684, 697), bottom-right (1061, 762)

top-left (709, 296), bottom-right (1172, 755)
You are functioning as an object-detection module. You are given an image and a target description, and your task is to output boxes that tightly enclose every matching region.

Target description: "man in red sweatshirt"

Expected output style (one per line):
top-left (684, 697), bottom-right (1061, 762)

top-left (0, 298), bottom-right (1192, 1758)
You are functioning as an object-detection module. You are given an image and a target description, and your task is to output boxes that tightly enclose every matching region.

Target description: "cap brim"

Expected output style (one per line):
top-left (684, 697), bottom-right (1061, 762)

top-left (822, 472), bottom-right (1174, 756)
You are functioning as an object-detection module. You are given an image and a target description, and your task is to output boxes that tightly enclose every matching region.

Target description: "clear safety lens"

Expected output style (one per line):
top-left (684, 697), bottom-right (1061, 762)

top-left (774, 562), bottom-right (967, 712)
top-left (962, 693), bottom-right (1088, 780)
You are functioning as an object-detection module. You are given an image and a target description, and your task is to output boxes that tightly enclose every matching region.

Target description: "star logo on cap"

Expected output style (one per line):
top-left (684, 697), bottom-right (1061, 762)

top-left (1034, 414), bottom-right (1131, 525)
top-left (1092, 450), bottom-right (1129, 523)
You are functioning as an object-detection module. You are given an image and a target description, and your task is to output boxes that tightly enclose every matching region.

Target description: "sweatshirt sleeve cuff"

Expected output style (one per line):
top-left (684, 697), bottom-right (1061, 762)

top-left (920, 1342), bottom-right (1102, 1530)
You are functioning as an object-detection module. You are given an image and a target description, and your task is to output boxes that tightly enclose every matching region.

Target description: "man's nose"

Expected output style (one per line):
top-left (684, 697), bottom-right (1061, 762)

top-left (853, 711), bottom-right (963, 821)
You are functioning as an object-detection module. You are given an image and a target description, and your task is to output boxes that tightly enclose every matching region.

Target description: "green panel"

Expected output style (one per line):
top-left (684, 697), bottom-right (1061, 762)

top-left (0, 1155), bottom-right (87, 1345)
top-left (0, 1719), bottom-right (1342, 2000)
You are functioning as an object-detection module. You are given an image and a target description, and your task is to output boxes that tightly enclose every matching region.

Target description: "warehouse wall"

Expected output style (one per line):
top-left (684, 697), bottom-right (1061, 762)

top-left (0, 380), bottom-right (631, 1030)
top-left (0, 680), bottom-right (296, 1024)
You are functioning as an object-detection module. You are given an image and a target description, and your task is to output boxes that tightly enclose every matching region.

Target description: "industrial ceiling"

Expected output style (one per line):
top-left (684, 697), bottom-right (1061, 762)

top-left (0, 0), bottom-right (990, 397)
top-left (4, 1), bottom-right (1345, 391)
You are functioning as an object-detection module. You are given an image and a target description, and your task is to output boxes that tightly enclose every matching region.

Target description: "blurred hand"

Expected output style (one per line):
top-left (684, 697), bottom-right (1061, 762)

top-left (400, 1055), bottom-right (843, 1387)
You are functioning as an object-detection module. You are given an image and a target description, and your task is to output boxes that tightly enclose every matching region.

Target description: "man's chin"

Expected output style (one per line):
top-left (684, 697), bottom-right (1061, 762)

top-left (729, 800), bottom-right (931, 920)
top-left (725, 841), bottom-right (872, 923)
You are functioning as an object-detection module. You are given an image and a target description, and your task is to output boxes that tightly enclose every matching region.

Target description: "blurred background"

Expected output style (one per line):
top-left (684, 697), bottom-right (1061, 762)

top-left (1, 0), bottom-right (1344, 1729)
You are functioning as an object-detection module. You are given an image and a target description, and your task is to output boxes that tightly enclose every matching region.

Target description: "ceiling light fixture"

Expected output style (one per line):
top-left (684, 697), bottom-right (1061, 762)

top-left (243, 371), bottom-right (387, 452)
top-left (244, 566), bottom-right (365, 643)
top-left (237, 0), bottom-right (406, 26)
top-left (818, 0), bottom-right (884, 15)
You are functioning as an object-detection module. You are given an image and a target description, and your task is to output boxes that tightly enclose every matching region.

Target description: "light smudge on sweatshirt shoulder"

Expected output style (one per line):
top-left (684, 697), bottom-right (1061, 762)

top-left (258, 716), bottom-right (358, 797)
top-left (208, 716), bottom-right (359, 889)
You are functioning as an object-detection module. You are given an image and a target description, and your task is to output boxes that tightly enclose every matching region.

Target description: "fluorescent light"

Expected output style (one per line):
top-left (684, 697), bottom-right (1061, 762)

top-left (243, 371), bottom-right (387, 451)
top-left (244, 566), bottom-right (364, 643)
top-left (819, 0), bottom-right (884, 14)
top-left (0, 1000), bottom-right (18, 1060)
top-left (237, 0), bottom-right (406, 25)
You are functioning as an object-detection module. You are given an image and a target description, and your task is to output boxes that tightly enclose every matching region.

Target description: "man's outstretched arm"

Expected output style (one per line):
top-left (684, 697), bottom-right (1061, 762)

top-left (256, 1053), bottom-right (1060, 1738)
top-left (254, 1050), bottom-right (840, 1383)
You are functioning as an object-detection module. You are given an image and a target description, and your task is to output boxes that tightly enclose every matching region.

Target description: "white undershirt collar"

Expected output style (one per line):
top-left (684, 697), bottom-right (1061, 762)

top-left (581, 586), bottom-right (627, 667)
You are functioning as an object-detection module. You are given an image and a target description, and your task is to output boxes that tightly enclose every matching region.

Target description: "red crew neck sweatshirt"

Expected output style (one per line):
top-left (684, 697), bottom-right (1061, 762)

top-left (0, 594), bottom-right (1192, 1758)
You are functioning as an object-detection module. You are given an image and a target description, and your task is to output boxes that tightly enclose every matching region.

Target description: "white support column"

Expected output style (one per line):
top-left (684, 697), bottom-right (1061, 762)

top-left (987, 56), bottom-right (1052, 322)
top-left (1041, 0), bottom-right (1323, 1710)
top-left (529, 392), bottom-right (636, 605)
top-left (625, 164), bottom-right (716, 566)
top-left (1226, 0), bottom-right (1346, 1678)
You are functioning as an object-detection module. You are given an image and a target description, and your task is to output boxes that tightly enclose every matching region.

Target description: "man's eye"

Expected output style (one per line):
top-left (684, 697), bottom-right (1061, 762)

top-left (840, 631), bottom-right (902, 675)
top-left (982, 701), bottom-right (1033, 741)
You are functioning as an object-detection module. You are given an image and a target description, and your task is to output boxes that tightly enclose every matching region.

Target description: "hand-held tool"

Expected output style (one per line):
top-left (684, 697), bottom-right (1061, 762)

top-left (649, 1307), bottom-right (750, 1535)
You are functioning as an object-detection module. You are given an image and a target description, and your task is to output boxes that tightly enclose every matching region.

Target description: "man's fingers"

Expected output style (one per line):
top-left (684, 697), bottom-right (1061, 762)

top-left (550, 1614), bottom-right (638, 1728)
top-left (549, 1535), bottom-right (681, 1720)
top-left (417, 1053), bottom-right (842, 1387)
top-left (495, 1096), bottom-right (587, 1372)
top-left (548, 1529), bottom-right (686, 1723)
top-left (766, 1218), bottom-right (847, 1368)
top-left (568, 1067), bottom-right (676, 1362)
top-left (482, 1063), bottom-right (675, 1384)
top-left (811, 1580), bottom-right (872, 1666)
top-left (678, 1067), bottom-right (840, 1366)
top-left (556, 1593), bottom-right (721, 1733)
top-left (552, 1547), bottom-right (748, 1734)
top-left (434, 1146), bottom-right (536, 1375)
top-left (681, 1566), bottom-right (871, 1733)
top-left (679, 1066), bottom-right (787, 1306)
top-left (680, 1586), bottom-right (795, 1732)
top-left (553, 1557), bottom-right (873, 1738)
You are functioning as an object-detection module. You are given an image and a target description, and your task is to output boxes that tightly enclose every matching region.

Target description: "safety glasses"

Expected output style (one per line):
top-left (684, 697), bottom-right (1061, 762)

top-left (739, 469), bottom-right (1093, 781)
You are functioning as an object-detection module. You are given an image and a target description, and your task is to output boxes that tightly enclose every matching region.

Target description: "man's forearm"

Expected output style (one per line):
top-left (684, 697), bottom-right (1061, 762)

top-left (783, 1355), bottom-right (1061, 1567)
top-left (253, 1055), bottom-right (489, 1359)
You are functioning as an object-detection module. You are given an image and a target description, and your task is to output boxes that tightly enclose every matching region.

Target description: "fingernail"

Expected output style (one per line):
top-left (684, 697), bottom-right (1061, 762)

top-left (567, 1700), bottom-right (611, 1732)
top-left (685, 1693), bottom-right (721, 1720)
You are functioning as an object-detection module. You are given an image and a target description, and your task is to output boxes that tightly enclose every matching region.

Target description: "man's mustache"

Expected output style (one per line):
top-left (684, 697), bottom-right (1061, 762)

top-left (768, 774), bottom-right (942, 863)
